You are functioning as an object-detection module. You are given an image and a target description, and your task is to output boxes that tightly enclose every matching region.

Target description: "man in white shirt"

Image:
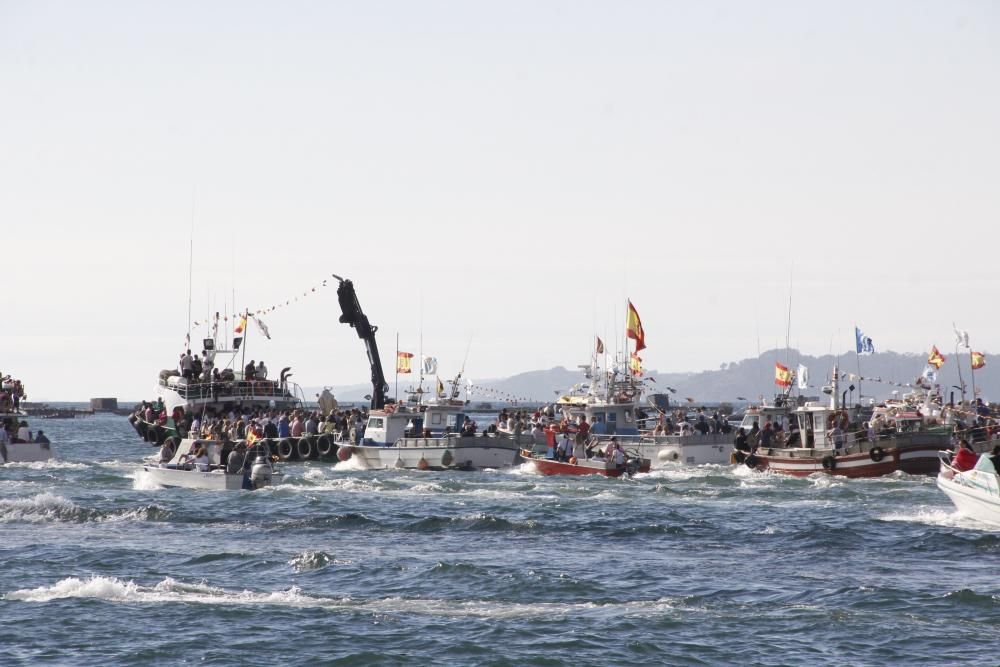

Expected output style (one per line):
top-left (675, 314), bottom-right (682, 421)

top-left (257, 361), bottom-right (268, 379)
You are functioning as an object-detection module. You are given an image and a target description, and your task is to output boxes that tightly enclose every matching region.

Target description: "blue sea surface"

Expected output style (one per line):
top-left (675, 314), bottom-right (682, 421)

top-left (2, 414), bottom-right (998, 666)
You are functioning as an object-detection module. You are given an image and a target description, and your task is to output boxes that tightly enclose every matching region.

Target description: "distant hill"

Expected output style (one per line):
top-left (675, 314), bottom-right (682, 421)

top-left (310, 348), bottom-right (993, 405)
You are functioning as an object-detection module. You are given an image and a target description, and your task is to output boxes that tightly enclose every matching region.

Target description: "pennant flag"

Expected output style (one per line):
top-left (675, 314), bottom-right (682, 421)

top-left (436, 376), bottom-right (445, 396)
top-left (855, 327), bottom-right (875, 355)
top-left (254, 317), bottom-right (271, 340)
top-left (954, 324), bottom-right (970, 349)
top-left (396, 351), bottom-right (414, 374)
top-left (797, 364), bottom-right (809, 390)
top-left (629, 352), bottom-right (643, 376)
top-left (422, 356), bottom-right (438, 375)
top-left (971, 351), bottom-right (986, 370)
top-left (927, 345), bottom-right (946, 369)
top-left (921, 365), bottom-right (938, 383)
top-left (625, 301), bottom-right (646, 352)
top-left (234, 316), bottom-right (247, 334)
top-left (775, 362), bottom-right (792, 387)
top-left (596, 336), bottom-right (604, 354)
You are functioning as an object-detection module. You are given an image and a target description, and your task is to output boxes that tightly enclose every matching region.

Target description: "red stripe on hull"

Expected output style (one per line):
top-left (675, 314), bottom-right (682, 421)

top-left (753, 447), bottom-right (942, 478)
top-left (530, 459), bottom-right (650, 477)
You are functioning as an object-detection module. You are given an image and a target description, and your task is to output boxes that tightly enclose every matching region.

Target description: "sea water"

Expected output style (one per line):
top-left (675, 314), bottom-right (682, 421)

top-left (1, 414), bottom-right (998, 665)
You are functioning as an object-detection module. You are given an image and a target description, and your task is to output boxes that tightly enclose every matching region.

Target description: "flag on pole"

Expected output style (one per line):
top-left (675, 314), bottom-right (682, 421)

top-left (971, 351), bottom-right (986, 370)
top-left (953, 324), bottom-right (970, 349)
top-left (396, 351), bottom-right (414, 374)
top-left (422, 356), bottom-right (438, 375)
top-left (234, 316), bottom-right (247, 334)
top-left (797, 364), bottom-right (809, 390)
top-left (855, 327), bottom-right (875, 355)
top-left (927, 346), bottom-right (946, 369)
top-left (629, 352), bottom-right (643, 376)
top-left (254, 317), bottom-right (271, 339)
top-left (625, 301), bottom-right (646, 352)
top-left (775, 362), bottom-right (792, 387)
top-left (436, 376), bottom-right (445, 396)
top-left (596, 336), bottom-right (604, 354)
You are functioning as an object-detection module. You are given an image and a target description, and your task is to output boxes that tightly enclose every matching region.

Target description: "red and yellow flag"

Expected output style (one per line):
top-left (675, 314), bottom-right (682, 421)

top-left (626, 301), bottom-right (646, 352)
top-left (774, 362), bottom-right (792, 388)
top-left (928, 346), bottom-right (946, 369)
top-left (234, 316), bottom-right (247, 334)
top-left (596, 336), bottom-right (604, 354)
top-left (629, 352), bottom-right (643, 376)
top-left (972, 351), bottom-right (986, 370)
top-left (396, 351), bottom-right (414, 374)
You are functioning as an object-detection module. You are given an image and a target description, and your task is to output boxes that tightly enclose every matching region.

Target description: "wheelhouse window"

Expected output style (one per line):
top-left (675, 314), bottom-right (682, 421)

top-left (368, 417), bottom-right (385, 429)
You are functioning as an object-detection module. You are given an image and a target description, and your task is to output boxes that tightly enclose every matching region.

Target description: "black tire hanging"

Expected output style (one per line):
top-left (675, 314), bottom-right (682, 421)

top-left (297, 436), bottom-right (317, 460)
top-left (316, 435), bottom-right (335, 458)
top-left (822, 455), bottom-right (836, 470)
top-left (869, 447), bottom-right (885, 462)
top-left (276, 438), bottom-right (297, 461)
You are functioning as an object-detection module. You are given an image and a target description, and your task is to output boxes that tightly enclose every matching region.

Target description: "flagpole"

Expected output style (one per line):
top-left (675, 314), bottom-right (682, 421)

top-left (395, 332), bottom-right (399, 404)
top-left (955, 339), bottom-right (966, 403)
top-left (854, 324), bottom-right (862, 405)
top-left (969, 348), bottom-right (977, 402)
top-left (240, 308), bottom-right (249, 379)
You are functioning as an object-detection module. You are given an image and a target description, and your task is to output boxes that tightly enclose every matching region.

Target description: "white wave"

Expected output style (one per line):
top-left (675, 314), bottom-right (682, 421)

top-left (879, 508), bottom-right (1000, 532)
top-left (302, 468), bottom-right (327, 482)
top-left (638, 465), bottom-right (728, 482)
top-left (333, 456), bottom-right (369, 472)
top-left (4, 576), bottom-right (677, 619)
top-left (2, 460), bottom-right (89, 471)
top-left (503, 461), bottom-right (540, 476)
top-left (0, 492), bottom-right (79, 522)
top-left (130, 469), bottom-right (165, 491)
top-left (808, 474), bottom-right (844, 489)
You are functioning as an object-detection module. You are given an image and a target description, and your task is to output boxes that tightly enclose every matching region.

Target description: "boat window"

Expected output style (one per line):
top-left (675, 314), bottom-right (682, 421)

top-left (608, 412), bottom-right (618, 423)
top-left (368, 417), bottom-right (384, 429)
top-left (624, 409), bottom-right (633, 423)
top-left (814, 414), bottom-right (825, 430)
top-left (431, 413), bottom-right (442, 425)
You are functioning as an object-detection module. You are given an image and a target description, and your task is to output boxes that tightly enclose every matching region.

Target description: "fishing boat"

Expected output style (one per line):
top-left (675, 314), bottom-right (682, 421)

top-left (129, 326), bottom-right (304, 449)
top-left (740, 366), bottom-right (952, 477)
top-left (328, 275), bottom-right (531, 470)
top-left (141, 439), bottom-right (277, 490)
top-left (936, 451), bottom-right (1000, 527)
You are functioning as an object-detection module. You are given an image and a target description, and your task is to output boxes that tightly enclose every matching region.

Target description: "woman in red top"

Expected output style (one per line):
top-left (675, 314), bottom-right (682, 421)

top-left (951, 439), bottom-right (979, 472)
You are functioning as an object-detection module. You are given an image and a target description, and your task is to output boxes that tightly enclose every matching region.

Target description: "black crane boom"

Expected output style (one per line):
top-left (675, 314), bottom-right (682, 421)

top-left (332, 275), bottom-right (388, 410)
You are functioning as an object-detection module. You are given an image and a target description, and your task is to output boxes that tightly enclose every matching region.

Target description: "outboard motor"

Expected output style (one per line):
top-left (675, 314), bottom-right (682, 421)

top-left (250, 456), bottom-right (272, 489)
top-left (626, 457), bottom-right (641, 477)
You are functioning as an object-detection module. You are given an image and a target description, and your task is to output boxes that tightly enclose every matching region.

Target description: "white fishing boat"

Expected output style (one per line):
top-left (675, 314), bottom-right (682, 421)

top-left (130, 327), bottom-right (304, 448)
top-left (937, 451), bottom-right (1000, 527)
top-left (141, 439), bottom-right (277, 490)
top-left (1, 374), bottom-right (54, 464)
top-left (341, 397), bottom-right (530, 470)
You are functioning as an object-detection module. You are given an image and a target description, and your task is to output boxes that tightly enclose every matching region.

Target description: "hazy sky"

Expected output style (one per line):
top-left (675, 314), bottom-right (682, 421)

top-left (2, 1), bottom-right (998, 401)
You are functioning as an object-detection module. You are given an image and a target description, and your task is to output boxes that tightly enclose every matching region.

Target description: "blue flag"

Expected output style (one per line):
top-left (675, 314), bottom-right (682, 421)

top-left (855, 326), bottom-right (875, 355)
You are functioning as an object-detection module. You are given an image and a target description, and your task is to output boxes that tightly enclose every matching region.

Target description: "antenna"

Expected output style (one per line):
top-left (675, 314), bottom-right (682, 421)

top-left (186, 188), bottom-right (196, 349)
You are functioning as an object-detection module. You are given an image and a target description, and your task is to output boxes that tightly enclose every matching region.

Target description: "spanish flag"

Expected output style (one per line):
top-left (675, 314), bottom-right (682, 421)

top-left (436, 376), bottom-right (445, 396)
top-left (972, 351), bottom-right (986, 370)
top-left (774, 362), bottom-right (792, 388)
top-left (928, 346), bottom-right (946, 369)
top-left (396, 351), bottom-right (414, 374)
top-left (626, 301), bottom-right (646, 352)
top-left (234, 316), bottom-right (247, 334)
top-left (629, 352), bottom-right (643, 376)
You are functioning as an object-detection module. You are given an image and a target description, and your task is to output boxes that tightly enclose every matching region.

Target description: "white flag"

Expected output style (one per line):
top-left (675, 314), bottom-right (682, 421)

top-left (422, 356), bottom-right (438, 375)
top-left (797, 364), bottom-right (809, 390)
top-left (953, 323), bottom-right (969, 349)
top-left (254, 317), bottom-right (271, 339)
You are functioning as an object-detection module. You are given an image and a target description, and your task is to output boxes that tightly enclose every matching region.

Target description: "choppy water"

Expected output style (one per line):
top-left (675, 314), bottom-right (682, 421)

top-left (2, 414), bottom-right (998, 666)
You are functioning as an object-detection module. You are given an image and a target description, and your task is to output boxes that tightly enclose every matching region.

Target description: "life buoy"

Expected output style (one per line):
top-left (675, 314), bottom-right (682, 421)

top-left (417, 457), bottom-right (429, 470)
top-left (276, 438), bottom-right (297, 461)
top-left (568, 456), bottom-right (578, 465)
top-left (822, 455), bottom-right (836, 470)
top-left (745, 454), bottom-right (760, 469)
top-left (869, 446), bottom-right (885, 462)
top-left (316, 434), bottom-right (335, 458)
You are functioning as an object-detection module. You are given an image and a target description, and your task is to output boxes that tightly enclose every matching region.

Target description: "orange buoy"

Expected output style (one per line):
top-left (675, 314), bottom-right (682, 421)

top-left (417, 457), bottom-right (430, 470)
top-left (568, 456), bottom-right (578, 465)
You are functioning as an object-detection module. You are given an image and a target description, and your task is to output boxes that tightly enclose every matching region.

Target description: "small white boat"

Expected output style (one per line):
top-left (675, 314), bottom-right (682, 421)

top-left (1, 410), bottom-right (54, 464)
top-left (141, 439), bottom-right (277, 490)
top-left (937, 451), bottom-right (1000, 527)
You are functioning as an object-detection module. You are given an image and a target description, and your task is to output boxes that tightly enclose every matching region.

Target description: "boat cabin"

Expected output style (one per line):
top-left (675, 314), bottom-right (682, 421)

top-left (363, 401), bottom-right (469, 446)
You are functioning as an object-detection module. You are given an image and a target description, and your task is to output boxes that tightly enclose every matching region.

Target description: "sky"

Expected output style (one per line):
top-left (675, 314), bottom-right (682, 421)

top-left (1, 1), bottom-right (998, 401)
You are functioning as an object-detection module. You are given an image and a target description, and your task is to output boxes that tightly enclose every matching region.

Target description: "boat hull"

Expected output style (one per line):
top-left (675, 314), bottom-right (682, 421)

top-left (347, 436), bottom-right (523, 470)
top-left (937, 466), bottom-right (1000, 527)
top-left (629, 434), bottom-right (733, 467)
top-left (530, 457), bottom-right (651, 477)
top-left (141, 465), bottom-right (251, 490)
top-left (2, 441), bottom-right (54, 463)
top-left (745, 433), bottom-right (950, 478)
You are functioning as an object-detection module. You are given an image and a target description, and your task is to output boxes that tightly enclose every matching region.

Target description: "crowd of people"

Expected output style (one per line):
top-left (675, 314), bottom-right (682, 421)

top-left (0, 373), bottom-right (25, 413)
top-left (135, 400), bottom-right (369, 448)
top-left (0, 417), bottom-right (49, 446)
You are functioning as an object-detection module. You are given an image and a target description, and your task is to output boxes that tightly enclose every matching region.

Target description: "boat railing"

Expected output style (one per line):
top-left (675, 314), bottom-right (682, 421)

top-left (159, 378), bottom-right (302, 403)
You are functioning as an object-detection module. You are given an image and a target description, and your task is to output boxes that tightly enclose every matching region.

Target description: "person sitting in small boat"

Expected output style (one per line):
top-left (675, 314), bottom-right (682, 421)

top-left (556, 432), bottom-right (572, 461)
top-left (15, 421), bottom-right (30, 443)
top-left (951, 439), bottom-right (978, 472)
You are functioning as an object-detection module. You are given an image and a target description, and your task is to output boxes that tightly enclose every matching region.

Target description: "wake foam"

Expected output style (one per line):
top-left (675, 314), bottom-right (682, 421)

top-left (879, 508), bottom-right (1000, 531)
top-left (5, 576), bottom-right (677, 619)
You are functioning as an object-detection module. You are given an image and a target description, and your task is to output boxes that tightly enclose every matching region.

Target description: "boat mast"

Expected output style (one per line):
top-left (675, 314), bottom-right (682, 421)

top-left (186, 195), bottom-right (195, 351)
